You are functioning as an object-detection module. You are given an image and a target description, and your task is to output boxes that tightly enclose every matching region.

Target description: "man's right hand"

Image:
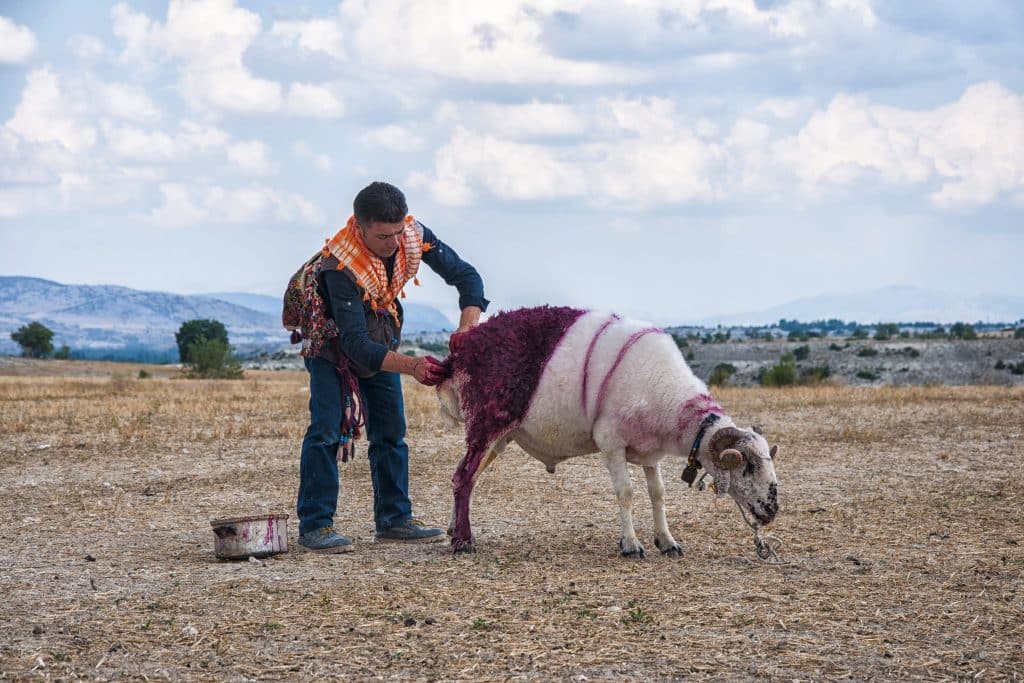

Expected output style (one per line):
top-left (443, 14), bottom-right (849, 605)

top-left (413, 355), bottom-right (446, 386)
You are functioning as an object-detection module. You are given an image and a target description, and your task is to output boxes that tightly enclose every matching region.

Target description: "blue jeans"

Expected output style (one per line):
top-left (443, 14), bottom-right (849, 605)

top-left (297, 356), bottom-right (413, 535)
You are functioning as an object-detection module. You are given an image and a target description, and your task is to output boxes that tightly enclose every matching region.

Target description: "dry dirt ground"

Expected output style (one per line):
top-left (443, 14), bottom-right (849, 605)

top-left (1, 358), bottom-right (1022, 681)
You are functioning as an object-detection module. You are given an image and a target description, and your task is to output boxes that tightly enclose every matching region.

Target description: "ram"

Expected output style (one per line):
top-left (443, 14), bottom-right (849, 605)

top-left (437, 306), bottom-right (780, 555)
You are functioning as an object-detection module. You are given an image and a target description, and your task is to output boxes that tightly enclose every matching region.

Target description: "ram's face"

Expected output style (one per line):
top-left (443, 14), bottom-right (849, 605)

top-left (704, 427), bottom-right (779, 527)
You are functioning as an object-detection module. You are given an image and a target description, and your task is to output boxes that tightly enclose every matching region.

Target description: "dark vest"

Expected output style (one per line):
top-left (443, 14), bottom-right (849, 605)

top-left (319, 254), bottom-right (403, 377)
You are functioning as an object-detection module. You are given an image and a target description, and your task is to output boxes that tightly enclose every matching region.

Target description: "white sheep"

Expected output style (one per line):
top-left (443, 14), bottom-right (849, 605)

top-left (437, 306), bottom-right (780, 555)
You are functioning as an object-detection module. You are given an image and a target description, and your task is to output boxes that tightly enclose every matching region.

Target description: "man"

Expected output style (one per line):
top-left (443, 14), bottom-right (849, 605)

top-left (295, 181), bottom-right (487, 552)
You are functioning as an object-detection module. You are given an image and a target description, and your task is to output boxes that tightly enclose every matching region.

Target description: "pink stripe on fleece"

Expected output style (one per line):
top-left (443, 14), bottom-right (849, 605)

top-left (581, 314), bottom-right (620, 417)
top-left (592, 327), bottom-right (663, 419)
top-left (676, 393), bottom-right (723, 433)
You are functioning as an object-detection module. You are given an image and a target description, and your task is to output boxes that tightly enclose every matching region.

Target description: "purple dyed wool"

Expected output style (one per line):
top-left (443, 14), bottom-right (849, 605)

top-left (442, 305), bottom-right (585, 549)
top-left (444, 305), bottom-right (585, 455)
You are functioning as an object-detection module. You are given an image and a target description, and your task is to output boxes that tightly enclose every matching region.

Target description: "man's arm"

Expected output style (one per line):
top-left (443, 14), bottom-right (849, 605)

top-left (322, 270), bottom-right (443, 384)
top-left (420, 225), bottom-right (488, 349)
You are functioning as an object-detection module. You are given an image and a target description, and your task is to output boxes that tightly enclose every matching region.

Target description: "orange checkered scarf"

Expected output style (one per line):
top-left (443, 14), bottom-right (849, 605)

top-left (322, 215), bottom-right (428, 323)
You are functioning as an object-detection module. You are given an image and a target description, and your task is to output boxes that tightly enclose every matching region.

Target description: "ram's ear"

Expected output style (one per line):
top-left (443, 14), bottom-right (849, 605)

top-left (770, 445), bottom-right (779, 459)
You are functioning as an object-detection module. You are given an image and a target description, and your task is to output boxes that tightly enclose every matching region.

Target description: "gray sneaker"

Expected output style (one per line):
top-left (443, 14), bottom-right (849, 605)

top-left (375, 518), bottom-right (445, 544)
top-left (298, 526), bottom-right (355, 553)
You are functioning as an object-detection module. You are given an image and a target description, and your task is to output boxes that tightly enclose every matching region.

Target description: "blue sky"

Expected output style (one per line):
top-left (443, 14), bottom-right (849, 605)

top-left (2, 0), bottom-right (1022, 324)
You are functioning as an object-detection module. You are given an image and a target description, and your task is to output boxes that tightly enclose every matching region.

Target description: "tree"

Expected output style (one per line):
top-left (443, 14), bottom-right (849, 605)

top-left (10, 321), bottom-right (54, 358)
top-left (1015, 327), bottom-right (1024, 340)
top-left (175, 319), bottom-right (243, 379)
top-left (175, 319), bottom-right (229, 364)
top-left (53, 345), bottom-right (71, 359)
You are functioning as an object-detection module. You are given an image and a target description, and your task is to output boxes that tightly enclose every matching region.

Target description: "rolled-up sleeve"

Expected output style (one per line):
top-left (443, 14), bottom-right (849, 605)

top-left (421, 226), bottom-right (489, 312)
top-left (320, 269), bottom-right (389, 372)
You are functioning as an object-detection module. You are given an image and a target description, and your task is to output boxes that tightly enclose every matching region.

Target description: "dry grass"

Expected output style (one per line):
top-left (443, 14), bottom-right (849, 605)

top-left (1, 360), bottom-right (1022, 681)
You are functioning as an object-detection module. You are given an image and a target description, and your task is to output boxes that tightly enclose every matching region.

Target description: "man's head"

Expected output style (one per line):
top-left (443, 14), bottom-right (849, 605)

top-left (354, 181), bottom-right (408, 259)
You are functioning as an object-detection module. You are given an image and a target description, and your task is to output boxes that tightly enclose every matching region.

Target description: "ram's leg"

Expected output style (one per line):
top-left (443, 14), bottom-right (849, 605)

top-left (603, 449), bottom-right (645, 558)
top-left (450, 434), bottom-right (508, 553)
top-left (447, 447), bottom-right (499, 537)
top-left (644, 464), bottom-right (682, 557)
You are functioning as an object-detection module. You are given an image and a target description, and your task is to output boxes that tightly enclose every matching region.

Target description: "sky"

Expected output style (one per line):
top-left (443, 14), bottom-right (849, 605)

top-left (1, 0), bottom-right (1023, 325)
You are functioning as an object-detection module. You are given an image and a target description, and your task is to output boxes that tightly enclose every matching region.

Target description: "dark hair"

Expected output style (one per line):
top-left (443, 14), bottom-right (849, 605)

top-left (353, 181), bottom-right (408, 225)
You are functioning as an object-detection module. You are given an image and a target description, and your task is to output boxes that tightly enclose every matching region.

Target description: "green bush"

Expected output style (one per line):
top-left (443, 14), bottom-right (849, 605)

top-left (138, 369), bottom-right (151, 379)
top-left (1014, 328), bottom-right (1024, 340)
top-left (185, 339), bottom-right (244, 379)
top-left (850, 328), bottom-right (868, 340)
top-left (874, 323), bottom-right (900, 341)
top-left (708, 363), bottom-right (737, 387)
top-left (948, 322), bottom-right (977, 340)
top-left (856, 370), bottom-right (879, 381)
top-left (828, 343), bottom-right (844, 351)
top-left (175, 319), bottom-right (229, 364)
top-left (792, 344), bottom-right (810, 361)
top-left (671, 334), bottom-right (689, 349)
top-left (1011, 361), bottom-right (1024, 376)
top-left (799, 365), bottom-right (832, 384)
top-left (10, 321), bottom-right (54, 358)
top-left (759, 353), bottom-right (797, 387)
top-left (856, 347), bottom-right (878, 357)
top-left (53, 344), bottom-right (71, 359)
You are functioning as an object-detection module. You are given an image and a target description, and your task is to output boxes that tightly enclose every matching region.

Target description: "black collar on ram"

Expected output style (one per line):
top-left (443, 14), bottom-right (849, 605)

top-left (682, 413), bottom-right (720, 486)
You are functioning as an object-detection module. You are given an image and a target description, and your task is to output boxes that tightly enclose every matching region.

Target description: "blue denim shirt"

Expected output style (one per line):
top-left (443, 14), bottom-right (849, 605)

top-left (319, 225), bottom-right (488, 371)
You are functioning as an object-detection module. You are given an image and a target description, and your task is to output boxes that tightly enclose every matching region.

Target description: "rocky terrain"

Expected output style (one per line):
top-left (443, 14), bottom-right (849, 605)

top-left (242, 336), bottom-right (1024, 387)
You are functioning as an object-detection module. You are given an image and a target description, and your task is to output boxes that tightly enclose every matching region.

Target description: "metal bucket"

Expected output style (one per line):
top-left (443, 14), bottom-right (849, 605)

top-left (210, 514), bottom-right (289, 560)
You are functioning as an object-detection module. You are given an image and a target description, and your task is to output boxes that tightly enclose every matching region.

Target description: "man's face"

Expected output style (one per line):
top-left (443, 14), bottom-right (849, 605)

top-left (359, 220), bottom-right (405, 259)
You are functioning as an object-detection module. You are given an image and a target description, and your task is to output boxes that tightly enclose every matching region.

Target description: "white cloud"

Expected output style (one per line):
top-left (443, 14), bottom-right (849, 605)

top-left (271, 19), bottom-right (344, 59)
top-left (414, 126), bottom-right (586, 205)
top-left (0, 16), bottom-right (38, 64)
top-left (150, 182), bottom-right (324, 227)
top-left (475, 101), bottom-right (585, 139)
top-left (285, 83), bottom-right (344, 118)
top-left (776, 81), bottom-right (1024, 207)
top-left (101, 82), bottom-right (162, 123)
top-left (111, 1), bottom-right (342, 118)
top-left (67, 35), bottom-right (107, 61)
top-left (227, 140), bottom-right (271, 175)
top-left (4, 67), bottom-right (97, 154)
top-left (340, 1), bottom-right (634, 85)
top-left (292, 140), bottom-right (333, 172)
top-left (360, 125), bottom-right (426, 152)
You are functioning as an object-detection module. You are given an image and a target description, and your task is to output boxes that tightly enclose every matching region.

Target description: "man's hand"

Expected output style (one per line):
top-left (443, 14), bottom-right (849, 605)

top-left (413, 355), bottom-right (446, 386)
top-left (450, 306), bottom-right (482, 353)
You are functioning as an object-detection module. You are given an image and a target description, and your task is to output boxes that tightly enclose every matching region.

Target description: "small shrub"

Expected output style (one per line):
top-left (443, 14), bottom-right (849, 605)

top-left (902, 346), bottom-right (920, 358)
top-left (1011, 361), bottom-right (1024, 376)
top-left (856, 348), bottom-right (878, 357)
top-left (138, 369), bottom-right (151, 379)
top-left (708, 363), bottom-right (737, 387)
top-left (672, 334), bottom-right (689, 349)
top-left (685, 350), bottom-right (695, 361)
top-left (828, 343), bottom-right (844, 351)
top-left (994, 360), bottom-right (1006, 370)
top-left (799, 365), bottom-right (832, 384)
top-left (792, 344), bottom-right (810, 361)
top-left (850, 328), bottom-right (868, 340)
top-left (948, 322), bottom-right (977, 340)
top-left (186, 339), bottom-right (244, 379)
top-left (53, 345), bottom-right (71, 360)
top-left (759, 353), bottom-right (797, 387)
top-left (787, 331), bottom-right (809, 342)
top-left (856, 370), bottom-right (879, 381)
top-left (1014, 328), bottom-right (1024, 340)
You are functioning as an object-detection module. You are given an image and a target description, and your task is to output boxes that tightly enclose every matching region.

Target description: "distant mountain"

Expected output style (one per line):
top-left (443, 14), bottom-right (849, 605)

top-left (0, 276), bottom-right (454, 361)
top-left (204, 292), bottom-right (453, 333)
top-left (697, 286), bottom-right (1024, 327)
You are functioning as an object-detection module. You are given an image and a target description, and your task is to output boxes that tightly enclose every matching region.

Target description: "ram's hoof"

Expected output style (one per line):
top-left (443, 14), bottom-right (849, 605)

top-left (451, 538), bottom-right (476, 554)
top-left (619, 539), bottom-right (646, 559)
top-left (655, 537), bottom-right (683, 558)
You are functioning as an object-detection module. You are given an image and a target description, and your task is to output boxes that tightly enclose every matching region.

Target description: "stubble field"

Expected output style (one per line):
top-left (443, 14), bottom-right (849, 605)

top-left (1, 358), bottom-right (1022, 681)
